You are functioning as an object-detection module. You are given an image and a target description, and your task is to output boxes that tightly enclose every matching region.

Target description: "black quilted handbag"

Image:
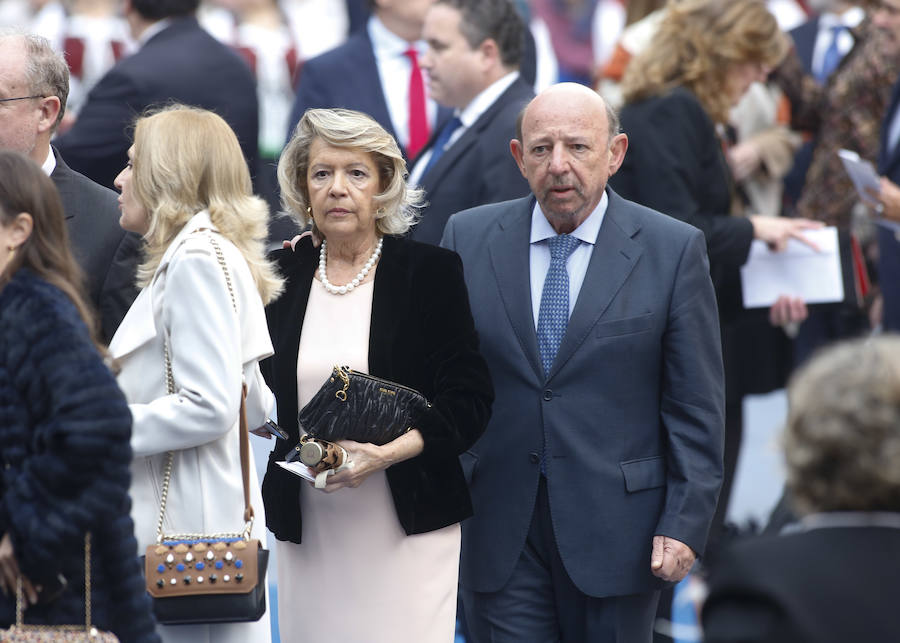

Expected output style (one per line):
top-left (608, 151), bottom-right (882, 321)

top-left (287, 365), bottom-right (430, 460)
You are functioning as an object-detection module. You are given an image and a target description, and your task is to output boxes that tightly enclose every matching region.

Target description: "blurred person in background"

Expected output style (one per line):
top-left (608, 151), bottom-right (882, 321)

top-left (703, 335), bottom-right (900, 642)
top-left (611, 0), bottom-right (821, 550)
top-left (0, 30), bottom-right (139, 342)
top-left (0, 150), bottom-right (157, 643)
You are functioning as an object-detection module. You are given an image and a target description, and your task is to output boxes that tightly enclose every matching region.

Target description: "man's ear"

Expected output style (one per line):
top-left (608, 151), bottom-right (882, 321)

top-left (36, 96), bottom-right (61, 136)
top-left (607, 133), bottom-right (628, 176)
top-left (478, 38), bottom-right (500, 72)
top-left (509, 138), bottom-right (527, 178)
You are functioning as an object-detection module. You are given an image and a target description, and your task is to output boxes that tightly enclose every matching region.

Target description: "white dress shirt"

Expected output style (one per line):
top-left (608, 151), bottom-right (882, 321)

top-left (409, 71), bottom-right (519, 185)
top-left (811, 7), bottom-right (864, 81)
top-left (368, 15), bottom-right (437, 151)
top-left (529, 191), bottom-right (609, 328)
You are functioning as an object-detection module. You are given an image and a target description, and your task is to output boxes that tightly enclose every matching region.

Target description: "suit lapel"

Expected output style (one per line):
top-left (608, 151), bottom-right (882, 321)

top-left (488, 199), bottom-right (543, 382)
top-left (548, 190), bottom-right (643, 380)
top-left (421, 79), bottom-right (530, 185)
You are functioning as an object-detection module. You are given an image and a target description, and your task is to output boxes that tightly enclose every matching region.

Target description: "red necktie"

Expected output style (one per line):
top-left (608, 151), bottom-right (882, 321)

top-left (404, 47), bottom-right (429, 159)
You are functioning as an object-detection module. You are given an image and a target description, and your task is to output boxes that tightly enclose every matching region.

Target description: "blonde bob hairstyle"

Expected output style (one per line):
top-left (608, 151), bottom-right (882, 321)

top-left (784, 336), bottom-right (900, 515)
top-left (278, 108), bottom-right (423, 236)
top-left (131, 105), bottom-right (282, 304)
top-left (621, 0), bottom-right (789, 124)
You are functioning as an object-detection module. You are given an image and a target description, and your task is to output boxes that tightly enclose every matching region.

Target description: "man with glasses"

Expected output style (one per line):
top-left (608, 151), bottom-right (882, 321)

top-left (0, 31), bottom-right (138, 341)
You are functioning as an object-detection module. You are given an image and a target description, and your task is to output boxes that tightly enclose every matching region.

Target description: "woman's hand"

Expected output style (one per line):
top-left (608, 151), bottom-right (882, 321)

top-left (749, 215), bottom-right (823, 252)
top-left (0, 533), bottom-right (38, 605)
top-left (315, 430), bottom-right (425, 493)
top-left (282, 229), bottom-right (322, 252)
top-left (727, 140), bottom-right (762, 182)
top-left (769, 295), bottom-right (808, 336)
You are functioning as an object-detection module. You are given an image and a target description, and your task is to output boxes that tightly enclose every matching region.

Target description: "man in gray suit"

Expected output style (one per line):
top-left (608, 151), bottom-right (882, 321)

top-left (0, 32), bottom-right (138, 341)
top-left (441, 83), bottom-right (725, 642)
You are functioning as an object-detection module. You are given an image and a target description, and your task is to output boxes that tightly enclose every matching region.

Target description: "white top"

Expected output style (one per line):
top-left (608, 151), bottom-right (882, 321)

top-left (529, 190), bottom-right (609, 327)
top-left (409, 71), bottom-right (520, 185)
top-left (368, 14), bottom-right (438, 151)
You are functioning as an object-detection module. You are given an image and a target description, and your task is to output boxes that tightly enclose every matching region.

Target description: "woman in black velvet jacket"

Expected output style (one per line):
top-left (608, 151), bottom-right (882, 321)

top-left (260, 108), bottom-right (493, 641)
top-left (0, 151), bottom-right (157, 642)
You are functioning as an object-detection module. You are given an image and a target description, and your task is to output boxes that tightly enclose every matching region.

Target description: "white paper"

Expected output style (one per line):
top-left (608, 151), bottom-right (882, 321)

top-left (740, 226), bottom-right (844, 308)
top-left (276, 460), bottom-right (316, 483)
top-left (838, 149), bottom-right (880, 204)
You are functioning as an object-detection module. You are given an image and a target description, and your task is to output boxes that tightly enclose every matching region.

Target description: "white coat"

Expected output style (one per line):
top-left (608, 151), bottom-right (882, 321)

top-left (109, 211), bottom-right (274, 643)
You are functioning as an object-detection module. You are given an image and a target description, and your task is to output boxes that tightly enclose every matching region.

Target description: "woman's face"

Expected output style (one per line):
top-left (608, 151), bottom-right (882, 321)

top-left (306, 138), bottom-right (382, 243)
top-left (726, 60), bottom-right (771, 106)
top-left (114, 146), bottom-right (149, 235)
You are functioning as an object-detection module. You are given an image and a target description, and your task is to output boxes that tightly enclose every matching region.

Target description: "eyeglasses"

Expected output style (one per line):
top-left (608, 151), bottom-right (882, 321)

top-left (0, 95), bottom-right (43, 104)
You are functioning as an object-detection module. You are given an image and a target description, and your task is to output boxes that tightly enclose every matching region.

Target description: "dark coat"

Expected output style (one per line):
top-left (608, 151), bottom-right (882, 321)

top-left (0, 270), bottom-right (157, 642)
top-left (52, 147), bottom-right (139, 342)
top-left (612, 87), bottom-right (790, 400)
top-left (409, 77), bottom-right (534, 246)
top-left (261, 235), bottom-right (493, 543)
top-left (703, 522), bottom-right (900, 642)
top-left (55, 16), bottom-right (259, 192)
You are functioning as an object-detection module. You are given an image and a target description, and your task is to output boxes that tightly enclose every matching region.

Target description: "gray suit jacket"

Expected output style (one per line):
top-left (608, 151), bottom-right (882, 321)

top-left (441, 189), bottom-right (725, 597)
top-left (52, 148), bottom-right (139, 342)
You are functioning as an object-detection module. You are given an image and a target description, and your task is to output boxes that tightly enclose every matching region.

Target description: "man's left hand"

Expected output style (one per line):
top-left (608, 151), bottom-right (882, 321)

top-left (650, 535), bottom-right (695, 583)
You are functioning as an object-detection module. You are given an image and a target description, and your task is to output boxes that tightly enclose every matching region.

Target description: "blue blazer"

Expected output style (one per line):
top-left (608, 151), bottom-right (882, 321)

top-left (284, 28), bottom-right (451, 159)
top-left (442, 189), bottom-right (725, 597)
top-left (56, 17), bottom-right (259, 191)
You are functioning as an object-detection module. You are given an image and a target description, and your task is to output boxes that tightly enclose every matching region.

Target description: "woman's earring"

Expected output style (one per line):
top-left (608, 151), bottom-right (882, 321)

top-left (376, 207), bottom-right (386, 217)
top-left (306, 206), bottom-right (312, 216)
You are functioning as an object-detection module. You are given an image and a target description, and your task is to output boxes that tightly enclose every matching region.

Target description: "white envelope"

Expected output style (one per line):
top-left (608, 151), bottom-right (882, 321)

top-left (740, 226), bottom-right (844, 308)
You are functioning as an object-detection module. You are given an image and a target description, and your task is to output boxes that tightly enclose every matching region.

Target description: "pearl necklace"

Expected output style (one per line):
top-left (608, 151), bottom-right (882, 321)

top-left (318, 237), bottom-right (383, 295)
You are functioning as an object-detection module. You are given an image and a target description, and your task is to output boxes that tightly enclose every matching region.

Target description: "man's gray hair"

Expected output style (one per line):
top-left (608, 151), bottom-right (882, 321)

top-left (0, 30), bottom-right (70, 131)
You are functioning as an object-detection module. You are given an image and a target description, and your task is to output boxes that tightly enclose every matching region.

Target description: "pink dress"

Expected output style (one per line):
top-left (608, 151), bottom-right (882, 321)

top-left (275, 276), bottom-right (460, 642)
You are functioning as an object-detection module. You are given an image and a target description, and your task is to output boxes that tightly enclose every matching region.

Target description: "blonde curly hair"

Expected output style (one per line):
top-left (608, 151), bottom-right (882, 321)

top-left (621, 0), bottom-right (788, 124)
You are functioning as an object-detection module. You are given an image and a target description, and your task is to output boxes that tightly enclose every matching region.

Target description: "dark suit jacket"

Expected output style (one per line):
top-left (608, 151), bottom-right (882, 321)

top-left (55, 16), bottom-right (259, 191)
top-left (790, 16), bottom-right (820, 75)
top-left (260, 235), bottom-right (493, 543)
top-left (409, 77), bottom-right (533, 245)
top-left (285, 28), bottom-right (452, 158)
top-left (441, 190), bottom-right (724, 597)
top-left (703, 522), bottom-right (900, 642)
top-left (612, 87), bottom-right (792, 400)
top-left (51, 148), bottom-right (139, 342)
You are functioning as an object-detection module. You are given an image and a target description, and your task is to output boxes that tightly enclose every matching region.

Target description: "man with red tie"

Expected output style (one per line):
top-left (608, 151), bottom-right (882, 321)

top-left (407, 0), bottom-right (534, 245)
top-left (284, 0), bottom-right (450, 162)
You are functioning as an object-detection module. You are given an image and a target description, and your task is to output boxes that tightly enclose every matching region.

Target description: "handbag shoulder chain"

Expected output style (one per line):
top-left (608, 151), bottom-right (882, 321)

top-left (156, 231), bottom-right (249, 543)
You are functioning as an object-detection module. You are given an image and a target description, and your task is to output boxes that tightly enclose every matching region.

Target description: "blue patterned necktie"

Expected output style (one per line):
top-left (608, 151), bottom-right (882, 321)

top-left (818, 25), bottom-right (846, 84)
top-left (536, 234), bottom-right (580, 376)
top-left (421, 116), bottom-right (462, 177)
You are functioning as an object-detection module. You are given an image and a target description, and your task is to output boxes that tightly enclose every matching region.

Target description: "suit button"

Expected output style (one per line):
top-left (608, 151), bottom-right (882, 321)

top-left (542, 389), bottom-right (553, 401)
top-left (529, 452), bottom-right (540, 463)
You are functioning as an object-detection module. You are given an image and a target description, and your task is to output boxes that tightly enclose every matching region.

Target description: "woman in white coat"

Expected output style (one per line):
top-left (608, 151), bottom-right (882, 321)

top-left (108, 105), bottom-right (283, 643)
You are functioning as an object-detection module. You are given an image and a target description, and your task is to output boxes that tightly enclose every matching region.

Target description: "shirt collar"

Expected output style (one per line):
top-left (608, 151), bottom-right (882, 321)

top-left (819, 7), bottom-right (864, 30)
top-left (40, 147), bottom-right (56, 176)
top-left (368, 14), bottom-right (422, 58)
top-left (138, 18), bottom-right (173, 48)
top-left (457, 71), bottom-right (520, 128)
top-left (530, 190), bottom-right (608, 245)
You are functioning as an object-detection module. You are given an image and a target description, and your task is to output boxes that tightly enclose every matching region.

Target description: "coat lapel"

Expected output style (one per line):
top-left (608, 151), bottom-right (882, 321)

top-left (488, 198), bottom-right (543, 382)
top-left (547, 190), bottom-right (643, 380)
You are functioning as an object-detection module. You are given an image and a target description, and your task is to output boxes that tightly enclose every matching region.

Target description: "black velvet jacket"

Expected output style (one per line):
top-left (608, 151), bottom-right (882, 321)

top-left (261, 235), bottom-right (494, 543)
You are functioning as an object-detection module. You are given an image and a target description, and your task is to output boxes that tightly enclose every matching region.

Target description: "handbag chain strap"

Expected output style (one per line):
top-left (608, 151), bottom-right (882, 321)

top-left (15, 533), bottom-right (98, 633)
top-left (155, 232), bottom-right (254, 544)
